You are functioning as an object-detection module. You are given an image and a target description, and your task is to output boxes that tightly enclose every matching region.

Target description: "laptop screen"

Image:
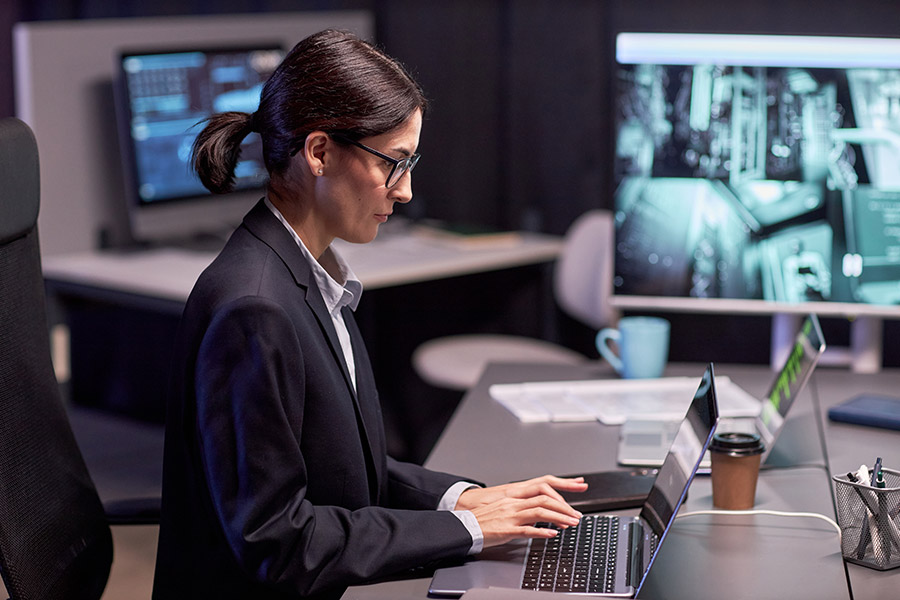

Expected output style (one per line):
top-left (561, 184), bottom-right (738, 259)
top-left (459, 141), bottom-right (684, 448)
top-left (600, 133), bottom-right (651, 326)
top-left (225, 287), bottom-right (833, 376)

top-left (641, 364), bottom-right (719, 538)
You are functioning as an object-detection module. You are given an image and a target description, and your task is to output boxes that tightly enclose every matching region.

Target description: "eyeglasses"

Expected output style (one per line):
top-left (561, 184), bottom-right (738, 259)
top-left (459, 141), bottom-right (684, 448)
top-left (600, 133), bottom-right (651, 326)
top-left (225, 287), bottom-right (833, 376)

top-left (331, 133), bottom-right (420, 188)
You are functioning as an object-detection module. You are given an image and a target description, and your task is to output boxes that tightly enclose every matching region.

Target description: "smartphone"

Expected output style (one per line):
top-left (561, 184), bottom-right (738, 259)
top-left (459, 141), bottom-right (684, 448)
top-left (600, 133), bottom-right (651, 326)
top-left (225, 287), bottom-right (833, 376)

top-left (557, 468), bottom-right (658, 513)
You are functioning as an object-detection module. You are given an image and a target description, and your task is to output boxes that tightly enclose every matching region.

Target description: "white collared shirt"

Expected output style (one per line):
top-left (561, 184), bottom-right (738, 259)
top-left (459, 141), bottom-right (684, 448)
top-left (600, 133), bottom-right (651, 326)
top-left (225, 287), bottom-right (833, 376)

top-left (264, 198), bottom-right (483, 554)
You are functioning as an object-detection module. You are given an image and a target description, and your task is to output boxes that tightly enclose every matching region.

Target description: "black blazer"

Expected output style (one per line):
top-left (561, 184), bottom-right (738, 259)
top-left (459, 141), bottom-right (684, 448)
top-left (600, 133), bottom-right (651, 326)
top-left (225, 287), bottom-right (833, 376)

top-left (152, 200), bottom-right (474, 600)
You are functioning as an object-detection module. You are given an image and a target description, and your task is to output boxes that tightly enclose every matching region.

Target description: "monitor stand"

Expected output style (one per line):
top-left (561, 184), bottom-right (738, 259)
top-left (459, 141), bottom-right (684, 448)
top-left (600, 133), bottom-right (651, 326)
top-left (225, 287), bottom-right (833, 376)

top-left (770, 313), bottom-right (882, 374)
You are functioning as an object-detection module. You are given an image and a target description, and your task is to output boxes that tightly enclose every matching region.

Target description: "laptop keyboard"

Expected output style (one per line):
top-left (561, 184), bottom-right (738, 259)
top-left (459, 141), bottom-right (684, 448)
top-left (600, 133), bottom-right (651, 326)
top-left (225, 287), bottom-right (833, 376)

top-left (520, 515), bottom-right (620, 594)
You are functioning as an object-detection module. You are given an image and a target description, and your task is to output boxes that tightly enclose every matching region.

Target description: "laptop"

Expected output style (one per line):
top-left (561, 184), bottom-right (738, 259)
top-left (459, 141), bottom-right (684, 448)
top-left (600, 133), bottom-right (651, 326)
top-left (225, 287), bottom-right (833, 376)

top-left (429, 363), bottom-right (719, 598)
top-left (617, 314), bottom-right (825, 470)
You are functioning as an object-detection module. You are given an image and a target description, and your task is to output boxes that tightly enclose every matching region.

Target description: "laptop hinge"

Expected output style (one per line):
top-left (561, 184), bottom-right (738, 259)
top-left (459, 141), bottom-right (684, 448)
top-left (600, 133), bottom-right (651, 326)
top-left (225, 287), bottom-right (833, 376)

top-left (626, 521), bottom-right (644, 588)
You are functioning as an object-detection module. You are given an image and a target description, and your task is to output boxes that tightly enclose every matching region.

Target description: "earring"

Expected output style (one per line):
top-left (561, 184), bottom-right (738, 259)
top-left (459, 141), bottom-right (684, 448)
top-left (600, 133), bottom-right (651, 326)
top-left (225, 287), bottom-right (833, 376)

top-left (317, 168), bottom-right (323, 175)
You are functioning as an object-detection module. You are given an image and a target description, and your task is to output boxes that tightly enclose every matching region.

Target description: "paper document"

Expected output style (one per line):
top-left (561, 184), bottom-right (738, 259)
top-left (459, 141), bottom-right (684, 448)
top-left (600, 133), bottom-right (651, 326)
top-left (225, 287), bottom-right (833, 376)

top-left (490, 376), bottom-right (760, 424)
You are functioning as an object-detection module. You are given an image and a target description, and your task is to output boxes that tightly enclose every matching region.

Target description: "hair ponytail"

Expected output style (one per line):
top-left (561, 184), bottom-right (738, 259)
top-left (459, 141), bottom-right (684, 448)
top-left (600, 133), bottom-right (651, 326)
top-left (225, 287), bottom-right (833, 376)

top-left (191, 111), bottom-right (255, 194)
top-left (192, 30), bottom-right (427, 192)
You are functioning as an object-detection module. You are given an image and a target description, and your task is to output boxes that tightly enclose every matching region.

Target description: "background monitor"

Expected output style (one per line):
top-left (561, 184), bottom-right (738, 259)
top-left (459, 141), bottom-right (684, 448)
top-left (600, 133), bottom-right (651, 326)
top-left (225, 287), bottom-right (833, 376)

top-left (611, 33), bottom-right (900, 371)
top-left (115, 44), bottom-right (284, 245)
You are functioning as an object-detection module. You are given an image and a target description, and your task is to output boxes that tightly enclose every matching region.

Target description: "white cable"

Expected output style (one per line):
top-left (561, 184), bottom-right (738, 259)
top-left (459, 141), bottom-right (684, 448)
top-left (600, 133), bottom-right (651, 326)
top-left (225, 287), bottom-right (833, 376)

top-left (675, 509), bottom-right (842, 536)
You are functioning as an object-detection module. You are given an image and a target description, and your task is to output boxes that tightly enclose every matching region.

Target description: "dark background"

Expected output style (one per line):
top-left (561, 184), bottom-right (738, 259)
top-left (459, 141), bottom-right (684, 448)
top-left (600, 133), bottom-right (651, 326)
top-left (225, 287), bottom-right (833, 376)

top-left (6, 0), bottom-right (900, 237)
top-left (4, 0), bottom-right (900, 360)
top-left (4, 0), bottom-right (900, 459)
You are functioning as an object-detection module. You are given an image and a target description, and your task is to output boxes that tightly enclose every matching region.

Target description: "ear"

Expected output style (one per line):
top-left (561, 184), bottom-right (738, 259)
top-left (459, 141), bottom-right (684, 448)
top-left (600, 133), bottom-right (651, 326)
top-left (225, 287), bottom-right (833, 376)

top-left (300, 131), bottom-right (330, 177)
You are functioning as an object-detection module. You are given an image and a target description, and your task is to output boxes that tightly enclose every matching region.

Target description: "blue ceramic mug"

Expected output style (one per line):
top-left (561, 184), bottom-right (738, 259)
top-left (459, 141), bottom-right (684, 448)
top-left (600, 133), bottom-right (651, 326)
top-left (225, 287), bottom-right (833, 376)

top-left (596, 316), bottom-right (670, 379)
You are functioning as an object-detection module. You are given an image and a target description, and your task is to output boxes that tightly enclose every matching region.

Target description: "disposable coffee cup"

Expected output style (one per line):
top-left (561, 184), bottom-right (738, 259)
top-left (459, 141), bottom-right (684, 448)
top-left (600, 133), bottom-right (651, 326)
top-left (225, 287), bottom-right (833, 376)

top-left (709, 432), bottom-right (765, 510)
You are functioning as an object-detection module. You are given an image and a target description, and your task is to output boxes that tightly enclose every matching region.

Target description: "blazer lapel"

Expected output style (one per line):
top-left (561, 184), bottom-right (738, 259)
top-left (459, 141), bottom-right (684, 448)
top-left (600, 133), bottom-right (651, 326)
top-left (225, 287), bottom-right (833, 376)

top-left (242, 200), bottom-right (382, 499)
top-left (243, 201), bottom-right (356, 389)
top-left (343, 307), bottom-right (386, 499)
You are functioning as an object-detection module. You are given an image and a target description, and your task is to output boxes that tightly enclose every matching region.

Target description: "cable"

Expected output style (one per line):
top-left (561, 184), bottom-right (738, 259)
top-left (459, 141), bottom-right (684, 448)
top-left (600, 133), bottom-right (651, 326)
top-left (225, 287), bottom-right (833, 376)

top-left (675, 509), bottom-right (842, 537)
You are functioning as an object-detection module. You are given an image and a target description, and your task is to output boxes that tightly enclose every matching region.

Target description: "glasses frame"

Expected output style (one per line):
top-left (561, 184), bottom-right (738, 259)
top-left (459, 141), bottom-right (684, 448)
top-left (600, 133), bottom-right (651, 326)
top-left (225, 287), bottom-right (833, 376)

top-left (330, 133), bottom-right (420, 188)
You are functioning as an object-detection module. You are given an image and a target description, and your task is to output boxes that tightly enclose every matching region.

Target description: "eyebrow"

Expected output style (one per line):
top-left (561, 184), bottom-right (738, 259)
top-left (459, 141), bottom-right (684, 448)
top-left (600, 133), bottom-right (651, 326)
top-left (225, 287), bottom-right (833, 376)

top-left (391, 147), bottom-right (413, 158)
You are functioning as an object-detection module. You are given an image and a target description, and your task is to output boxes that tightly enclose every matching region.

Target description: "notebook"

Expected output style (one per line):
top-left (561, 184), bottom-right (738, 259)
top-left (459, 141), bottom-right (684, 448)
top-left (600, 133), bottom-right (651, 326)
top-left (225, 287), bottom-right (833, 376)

top-left (429, 363), bottom-right (719, 598)
top-left (828, 394), bottom-right (900, 431)
top-left (618, 314), bottom-right (825, 469)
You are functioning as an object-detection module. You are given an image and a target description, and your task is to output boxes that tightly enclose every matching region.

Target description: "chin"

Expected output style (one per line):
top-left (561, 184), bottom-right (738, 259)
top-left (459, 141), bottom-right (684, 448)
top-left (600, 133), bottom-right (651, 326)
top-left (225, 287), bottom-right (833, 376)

top-left (345, 227), bottom-right (380, 245)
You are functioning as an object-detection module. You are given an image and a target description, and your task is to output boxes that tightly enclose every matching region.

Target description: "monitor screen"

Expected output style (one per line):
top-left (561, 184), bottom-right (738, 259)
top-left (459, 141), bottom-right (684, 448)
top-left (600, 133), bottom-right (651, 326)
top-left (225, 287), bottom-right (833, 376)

top-left (612, 33), bottom-right (900, 317)
top-left (115, 45), bottom-right (284, 243)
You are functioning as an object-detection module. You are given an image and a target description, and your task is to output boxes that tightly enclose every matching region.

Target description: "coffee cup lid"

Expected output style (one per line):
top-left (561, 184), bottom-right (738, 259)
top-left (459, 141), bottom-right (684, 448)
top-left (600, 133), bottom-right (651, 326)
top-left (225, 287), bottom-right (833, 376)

top-left (709, 431), bottom-right (765, 457)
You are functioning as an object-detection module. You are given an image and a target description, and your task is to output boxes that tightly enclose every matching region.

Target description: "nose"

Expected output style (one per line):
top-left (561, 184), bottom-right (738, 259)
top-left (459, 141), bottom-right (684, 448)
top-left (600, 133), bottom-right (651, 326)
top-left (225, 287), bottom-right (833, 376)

top-left (388, 171), bottom-right (413, 204)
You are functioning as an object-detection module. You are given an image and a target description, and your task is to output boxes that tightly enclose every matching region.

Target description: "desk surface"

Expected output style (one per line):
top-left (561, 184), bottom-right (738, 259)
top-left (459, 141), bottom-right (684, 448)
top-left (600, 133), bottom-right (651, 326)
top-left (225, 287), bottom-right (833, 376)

top-left (41, 229), bottom-right (562, 303)
top-left (344, 362), bottom-right (900, 599)
top-left (813, 368), bottom-right (900, 599)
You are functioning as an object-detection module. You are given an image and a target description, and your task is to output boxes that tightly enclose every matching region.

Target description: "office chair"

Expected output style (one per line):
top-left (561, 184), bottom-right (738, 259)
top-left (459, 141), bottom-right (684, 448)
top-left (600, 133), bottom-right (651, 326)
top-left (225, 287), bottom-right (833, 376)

top-left (0, 117), bottom-right (149, 600)
top-left (412, 210), bottom-right (619, 391)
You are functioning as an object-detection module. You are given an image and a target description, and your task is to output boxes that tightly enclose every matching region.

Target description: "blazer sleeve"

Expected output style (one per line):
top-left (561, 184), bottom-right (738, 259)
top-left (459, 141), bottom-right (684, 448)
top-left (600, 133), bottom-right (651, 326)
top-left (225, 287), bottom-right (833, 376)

top-left (193, 296), bottom-right (472, 597)
top-left (385, 457), bottom-right (483, 510)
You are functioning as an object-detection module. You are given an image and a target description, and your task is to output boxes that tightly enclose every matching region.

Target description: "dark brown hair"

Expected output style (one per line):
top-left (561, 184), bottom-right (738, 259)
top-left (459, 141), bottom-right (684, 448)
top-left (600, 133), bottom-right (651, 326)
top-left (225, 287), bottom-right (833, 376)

top-left (192, 29), bottom-right (427, 194)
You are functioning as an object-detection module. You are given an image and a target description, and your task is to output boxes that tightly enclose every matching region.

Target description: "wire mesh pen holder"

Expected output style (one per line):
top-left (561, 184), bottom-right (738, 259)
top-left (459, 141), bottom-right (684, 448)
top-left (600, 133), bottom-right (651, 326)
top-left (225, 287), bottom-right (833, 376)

top-left (833, 468), bottom-right (900, 570)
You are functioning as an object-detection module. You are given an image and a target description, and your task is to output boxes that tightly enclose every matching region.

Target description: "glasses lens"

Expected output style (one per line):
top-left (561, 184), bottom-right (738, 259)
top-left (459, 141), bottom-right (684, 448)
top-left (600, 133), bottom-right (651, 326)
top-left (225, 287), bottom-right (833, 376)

top-left (387, 154), bottom-right (420, 188)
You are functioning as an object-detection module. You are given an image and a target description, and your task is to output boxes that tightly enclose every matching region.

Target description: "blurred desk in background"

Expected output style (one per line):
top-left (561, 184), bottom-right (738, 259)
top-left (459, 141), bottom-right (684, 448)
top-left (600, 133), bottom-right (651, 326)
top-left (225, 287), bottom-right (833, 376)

top-left (42, 230), bottom-right (563, 461)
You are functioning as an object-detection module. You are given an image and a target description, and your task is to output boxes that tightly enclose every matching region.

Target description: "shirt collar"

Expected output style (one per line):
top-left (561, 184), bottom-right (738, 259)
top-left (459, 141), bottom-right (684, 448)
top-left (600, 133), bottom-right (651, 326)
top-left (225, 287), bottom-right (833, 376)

top-left (264, 197), bottom-right (362, 314)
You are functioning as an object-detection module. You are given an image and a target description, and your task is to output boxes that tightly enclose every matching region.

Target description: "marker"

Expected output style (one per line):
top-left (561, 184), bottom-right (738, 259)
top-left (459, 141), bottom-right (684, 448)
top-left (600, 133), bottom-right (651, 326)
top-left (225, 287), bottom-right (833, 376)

top-left (871, 457), bottom-right (883, 486)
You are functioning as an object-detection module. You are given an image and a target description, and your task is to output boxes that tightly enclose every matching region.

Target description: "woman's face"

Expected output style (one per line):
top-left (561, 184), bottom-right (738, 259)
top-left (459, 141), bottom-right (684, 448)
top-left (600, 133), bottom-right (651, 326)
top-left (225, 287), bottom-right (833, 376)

top-left (314, 109), bottom-right (422, 248)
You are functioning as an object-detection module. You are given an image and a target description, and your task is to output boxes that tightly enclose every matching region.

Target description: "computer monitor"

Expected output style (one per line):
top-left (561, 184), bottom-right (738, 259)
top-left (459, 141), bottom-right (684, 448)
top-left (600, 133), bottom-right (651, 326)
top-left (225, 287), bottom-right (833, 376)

top-left (114, 44), bottom-right (285, 245)
top-left (611, 32), bottom-right (900, 371)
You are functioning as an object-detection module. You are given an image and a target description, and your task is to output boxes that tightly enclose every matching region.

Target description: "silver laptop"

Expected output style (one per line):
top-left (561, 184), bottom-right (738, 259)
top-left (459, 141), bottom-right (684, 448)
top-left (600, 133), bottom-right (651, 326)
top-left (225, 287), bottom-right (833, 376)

top-left (429, 364), bottom-right (719, 598)
top-left (618, 314), bottom-right (825, 469)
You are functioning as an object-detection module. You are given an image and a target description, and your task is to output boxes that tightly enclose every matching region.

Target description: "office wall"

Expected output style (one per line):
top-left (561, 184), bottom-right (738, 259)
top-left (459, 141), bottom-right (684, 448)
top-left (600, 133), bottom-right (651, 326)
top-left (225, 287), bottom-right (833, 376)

top-left (5, 0), bottom-right (900, 364)
top-left (7, 0), bottom-right (900, 251)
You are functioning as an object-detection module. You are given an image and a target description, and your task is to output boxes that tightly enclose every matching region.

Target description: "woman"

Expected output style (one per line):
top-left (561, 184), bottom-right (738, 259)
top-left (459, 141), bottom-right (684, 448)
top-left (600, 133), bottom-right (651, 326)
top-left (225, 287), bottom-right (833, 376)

top-left (152, 29), bottom-right (586, 600)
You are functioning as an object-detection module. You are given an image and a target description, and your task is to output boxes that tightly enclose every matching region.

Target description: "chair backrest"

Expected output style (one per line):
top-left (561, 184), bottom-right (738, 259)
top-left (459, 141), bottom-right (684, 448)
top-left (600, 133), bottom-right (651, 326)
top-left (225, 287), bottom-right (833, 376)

top-left (552, 209), bottom-right (619, 330)
top-left (0, 118), bottom-right (112, 600)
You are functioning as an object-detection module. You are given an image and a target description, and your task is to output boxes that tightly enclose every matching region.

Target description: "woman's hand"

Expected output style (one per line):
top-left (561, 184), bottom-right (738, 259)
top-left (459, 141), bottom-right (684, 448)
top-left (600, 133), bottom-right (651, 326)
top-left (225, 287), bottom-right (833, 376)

top-left (456, 475), bottom-right (589, 549)
top-left (455, 475), bottom-right (588, 511)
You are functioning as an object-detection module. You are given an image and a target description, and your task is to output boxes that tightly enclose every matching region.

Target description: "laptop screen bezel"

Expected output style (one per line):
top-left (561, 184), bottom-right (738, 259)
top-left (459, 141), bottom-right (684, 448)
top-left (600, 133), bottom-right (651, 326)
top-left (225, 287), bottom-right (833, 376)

top-left (635, 363), bottom-right (720, 596)
top-left (755, 314), bottom-right (826, 458)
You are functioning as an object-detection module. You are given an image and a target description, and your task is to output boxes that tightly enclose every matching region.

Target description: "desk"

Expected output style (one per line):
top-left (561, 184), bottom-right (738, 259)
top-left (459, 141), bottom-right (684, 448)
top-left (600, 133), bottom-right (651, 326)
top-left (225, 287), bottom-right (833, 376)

top-left (42, 231), bottom-right (563, 460)
top-left (41, 231), bottom-right (563, 303)
top-left (344, 362), bottom-right (900, 599)
top-left (813, 369), bottom-right (900, 599)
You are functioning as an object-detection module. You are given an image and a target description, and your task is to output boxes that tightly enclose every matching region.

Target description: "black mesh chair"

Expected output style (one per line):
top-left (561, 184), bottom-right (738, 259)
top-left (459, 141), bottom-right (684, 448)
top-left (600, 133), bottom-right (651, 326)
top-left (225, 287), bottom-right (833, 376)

top-left (0, 117), bottom-right (114, 600)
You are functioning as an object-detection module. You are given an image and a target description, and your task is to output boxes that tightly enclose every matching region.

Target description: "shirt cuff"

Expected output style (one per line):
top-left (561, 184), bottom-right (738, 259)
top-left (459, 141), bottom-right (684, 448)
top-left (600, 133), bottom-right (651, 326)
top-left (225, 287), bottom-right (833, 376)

top-left (450, 510), bottom-right (484, 555)
top-left (438, 480), bottom-right (479, 511)
top-left (439, 481), bottom-right (484, 555)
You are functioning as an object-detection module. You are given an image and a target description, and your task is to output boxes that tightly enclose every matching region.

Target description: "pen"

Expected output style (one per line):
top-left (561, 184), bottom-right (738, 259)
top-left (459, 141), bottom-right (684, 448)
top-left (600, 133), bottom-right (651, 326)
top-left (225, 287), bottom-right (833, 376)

top-left (847, 471), bottom-right (878, 513)
top-left (865, 459), bottom-right (888, 561)
top-left (875, 467), bottom-right (900, 556)
top-left (871, 457), bottom-right (883, 486)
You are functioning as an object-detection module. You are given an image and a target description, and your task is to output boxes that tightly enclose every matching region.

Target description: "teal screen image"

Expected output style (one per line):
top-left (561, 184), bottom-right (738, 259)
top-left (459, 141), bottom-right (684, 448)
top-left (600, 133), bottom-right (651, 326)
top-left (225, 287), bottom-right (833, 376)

top-left (118, 46), bottom-right (283, 205)
top-left (613, 36), bottom-right (900, 308)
